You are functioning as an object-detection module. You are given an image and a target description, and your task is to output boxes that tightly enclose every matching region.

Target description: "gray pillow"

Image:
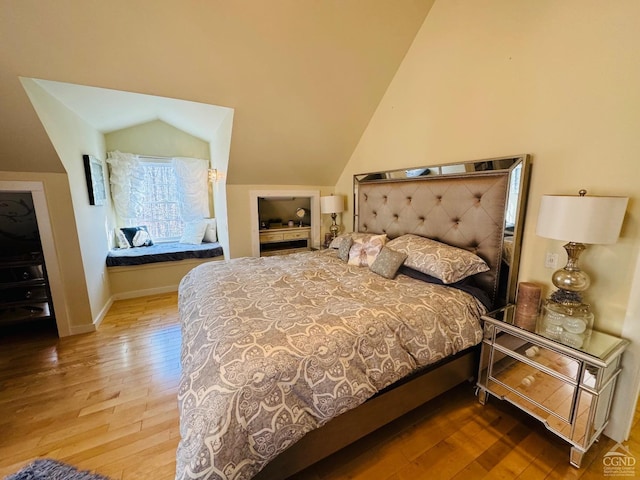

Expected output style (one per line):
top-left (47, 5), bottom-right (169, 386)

top-left (329, 234), bottom-right (349, 249)
top-left (337, 236), bottom-right (353, 261)
top-left (369, 246), bottom-right (408, 279)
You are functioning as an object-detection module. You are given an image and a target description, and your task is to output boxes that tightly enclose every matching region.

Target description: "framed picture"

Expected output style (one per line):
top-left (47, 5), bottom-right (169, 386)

top-left (83, 154), bottom-right (106, 206)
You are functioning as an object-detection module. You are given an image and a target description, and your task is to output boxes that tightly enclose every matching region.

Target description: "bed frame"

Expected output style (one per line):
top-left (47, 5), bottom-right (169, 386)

top-left (255, 155), bottom-right (531, 479)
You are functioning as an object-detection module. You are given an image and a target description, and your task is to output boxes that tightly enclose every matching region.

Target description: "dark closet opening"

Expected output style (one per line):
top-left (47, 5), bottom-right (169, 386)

top-left (0, 191), bottom-right (56, 333)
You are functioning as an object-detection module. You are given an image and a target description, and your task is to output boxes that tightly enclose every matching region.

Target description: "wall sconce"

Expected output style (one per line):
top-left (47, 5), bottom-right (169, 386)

top-left (208, 169), bottom-right (221, 183)
top-left (320, 195), bottom-right (344, 240)
top-left (535, 189), bottom-right (628, 347)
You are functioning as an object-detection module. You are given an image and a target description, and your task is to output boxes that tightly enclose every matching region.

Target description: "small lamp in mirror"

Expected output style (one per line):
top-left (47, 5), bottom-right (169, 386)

top-left (320, 195), bottom-right (344, 240)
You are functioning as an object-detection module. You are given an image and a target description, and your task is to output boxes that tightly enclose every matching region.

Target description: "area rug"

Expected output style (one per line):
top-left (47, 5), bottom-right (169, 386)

top-left (4, 459), bottom-right (112, 480)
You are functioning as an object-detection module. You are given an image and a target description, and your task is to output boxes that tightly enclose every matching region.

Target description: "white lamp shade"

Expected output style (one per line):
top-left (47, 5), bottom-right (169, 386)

top-left (320, 195), bottom-right (344, 214)
top-left (536, 194), bottom-right (628, 244)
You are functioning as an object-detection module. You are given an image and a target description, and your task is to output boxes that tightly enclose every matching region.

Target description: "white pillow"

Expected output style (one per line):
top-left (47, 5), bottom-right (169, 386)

top-left (180, 221), bottom-right (208, 245)
top-left (203, 218), bottom-right (217, 243)
top-left (132, 229), bottom-right (152, 247)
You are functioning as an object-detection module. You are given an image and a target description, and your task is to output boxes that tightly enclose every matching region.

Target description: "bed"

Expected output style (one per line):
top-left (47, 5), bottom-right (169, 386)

top-left (176, 155), bottom-right (530, 480)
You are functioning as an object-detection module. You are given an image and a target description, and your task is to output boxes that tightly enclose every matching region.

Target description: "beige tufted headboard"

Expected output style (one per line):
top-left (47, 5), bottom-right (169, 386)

top-left (356, 173), bottom-right (509, 306)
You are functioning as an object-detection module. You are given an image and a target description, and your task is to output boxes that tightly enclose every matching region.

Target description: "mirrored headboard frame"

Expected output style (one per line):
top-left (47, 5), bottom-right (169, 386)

top-left (353, 154), bottom-right (531, 308)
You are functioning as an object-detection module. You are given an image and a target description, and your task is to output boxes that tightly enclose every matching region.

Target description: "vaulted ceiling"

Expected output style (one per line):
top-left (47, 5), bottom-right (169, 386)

top-left (0, 1), bottom-right (434, 185)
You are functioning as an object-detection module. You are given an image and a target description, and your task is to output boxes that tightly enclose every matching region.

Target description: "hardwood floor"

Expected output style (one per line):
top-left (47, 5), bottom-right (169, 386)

top-left (0, 293), bottom-right (637, 479)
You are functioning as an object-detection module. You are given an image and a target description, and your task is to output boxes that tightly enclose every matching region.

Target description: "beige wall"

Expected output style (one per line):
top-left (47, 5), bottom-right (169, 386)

top-left (21, 78), bottom-right (111, 329)
top-left (336, 0), bottom-right (640, 336)
top-left (208, 111), bottom-right (234, 259)
top-left (105, 119), bottom-right (211, 160)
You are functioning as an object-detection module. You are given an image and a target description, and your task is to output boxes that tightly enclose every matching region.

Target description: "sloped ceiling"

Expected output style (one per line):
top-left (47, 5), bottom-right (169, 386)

top-left (32, 78), bottom-right (232, 145)
top-left (0, 0), bottom-right (435, 185)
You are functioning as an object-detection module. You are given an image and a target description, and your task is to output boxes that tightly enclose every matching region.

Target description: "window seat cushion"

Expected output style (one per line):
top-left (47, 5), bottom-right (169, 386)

top-left (106, 241), bottom-right (223, 267)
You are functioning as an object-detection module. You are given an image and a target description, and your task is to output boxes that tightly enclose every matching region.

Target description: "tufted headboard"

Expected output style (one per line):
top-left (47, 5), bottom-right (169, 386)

top-left (356, 172), bottom-right (510, 307)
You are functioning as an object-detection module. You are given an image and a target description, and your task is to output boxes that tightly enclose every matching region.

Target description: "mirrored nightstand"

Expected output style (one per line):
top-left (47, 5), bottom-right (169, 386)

top-left (476, 304), bottom-right (628, 467)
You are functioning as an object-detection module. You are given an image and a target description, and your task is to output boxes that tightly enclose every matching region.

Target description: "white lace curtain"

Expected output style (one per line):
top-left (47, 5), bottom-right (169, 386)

top-left (106, 151), bottom-right (144, 220)
top-left (172, 157), bottom-right (210, 221)
top-left (106, 151), bottom-right (210, 222)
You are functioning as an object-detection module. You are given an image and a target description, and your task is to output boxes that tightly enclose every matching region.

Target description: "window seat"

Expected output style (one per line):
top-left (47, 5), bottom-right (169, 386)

top-left (106, 241), bottom-right (223, 267)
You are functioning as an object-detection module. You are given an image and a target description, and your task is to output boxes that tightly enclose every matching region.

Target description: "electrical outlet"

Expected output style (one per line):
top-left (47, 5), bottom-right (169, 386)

top-left (545, 252), bottom-right (559, 269)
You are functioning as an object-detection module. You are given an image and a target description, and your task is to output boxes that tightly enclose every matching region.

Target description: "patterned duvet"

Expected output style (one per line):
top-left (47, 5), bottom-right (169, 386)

top-left (176, 250), bottom-right (485, 480)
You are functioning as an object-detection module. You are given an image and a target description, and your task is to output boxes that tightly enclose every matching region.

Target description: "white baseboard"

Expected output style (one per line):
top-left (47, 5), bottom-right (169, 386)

top-left (111, 285), bottom-right (179, 301)
top-left (93, 296), bottom-right (114, 329)
top-left (65, 297), bottom-right (113, 336)
top-left (68, 323), bottom-right (97, 335)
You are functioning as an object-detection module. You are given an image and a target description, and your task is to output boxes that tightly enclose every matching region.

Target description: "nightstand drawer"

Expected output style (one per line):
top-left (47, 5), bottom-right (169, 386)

top-left (283, 230), bottom-right (309, 241)
top-left (492, 328), bottom-right (581, 382)
top-left (488, 350), bottom-right (576, 422)
top-left (259, 232), bottom-right (284, 243)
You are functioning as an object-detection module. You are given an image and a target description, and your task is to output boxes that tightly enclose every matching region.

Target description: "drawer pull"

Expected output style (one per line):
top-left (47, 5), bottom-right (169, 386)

top-left (525, 346), bottom-right (540, 358)
top-left (521, 375), bottom-right (535, 387)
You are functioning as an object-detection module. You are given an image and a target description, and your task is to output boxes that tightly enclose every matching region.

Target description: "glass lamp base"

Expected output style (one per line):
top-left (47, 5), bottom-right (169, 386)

top-left (537, 299), bottom-right (594, 349)
top-left (329, 219), bottom-right (339, 239)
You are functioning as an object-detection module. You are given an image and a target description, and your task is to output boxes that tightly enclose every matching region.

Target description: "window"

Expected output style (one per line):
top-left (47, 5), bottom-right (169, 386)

top-left (505, 163), bottom-right (522, 228)
top-left (107, 151), bottom-right (210, 244)
top-left (124, 161), bottom-right (183, 242)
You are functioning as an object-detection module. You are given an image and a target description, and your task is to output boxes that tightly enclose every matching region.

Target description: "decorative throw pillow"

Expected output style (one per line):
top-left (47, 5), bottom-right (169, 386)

top-left (369, 247), bottom-right (408, 279)
top-left (330, 232), bottom-right (386, 249)
top-left (386, 234), bottom-right (489, 284)
top-left (115, 229), bottom-right (130, 249)
top-left (203, 218), bottom-right (217, 243)
top-left (180, 221), bottom-right (208, 245)
top-left (337, 236), bottom-right (353, 262)
top-left (132, 229), bottom-right (152, 247)
top-left (329, 233), bottom-right (350, 249)
top-left (119, 226), bottom-right (154, 248)
top-left (347, 234), bottom-right (387, 267)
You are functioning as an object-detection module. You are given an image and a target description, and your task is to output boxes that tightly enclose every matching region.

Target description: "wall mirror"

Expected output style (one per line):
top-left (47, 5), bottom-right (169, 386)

top-left (353, 154), bottom-right (531, 307)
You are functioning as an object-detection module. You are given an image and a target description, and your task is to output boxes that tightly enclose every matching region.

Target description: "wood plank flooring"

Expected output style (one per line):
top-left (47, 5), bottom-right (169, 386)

top-left (0, 293), bottom-right (637, 479)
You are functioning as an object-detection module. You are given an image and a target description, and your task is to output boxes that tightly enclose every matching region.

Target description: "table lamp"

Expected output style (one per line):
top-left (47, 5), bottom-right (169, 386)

top-left (320, 195), bottom-right (344, 240)
top-left (535, 190), bottom-right (628, 347)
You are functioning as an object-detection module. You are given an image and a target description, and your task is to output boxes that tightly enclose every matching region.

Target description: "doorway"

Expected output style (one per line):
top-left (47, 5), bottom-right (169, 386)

top-left (0, 181), bottom-right (70, 336)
